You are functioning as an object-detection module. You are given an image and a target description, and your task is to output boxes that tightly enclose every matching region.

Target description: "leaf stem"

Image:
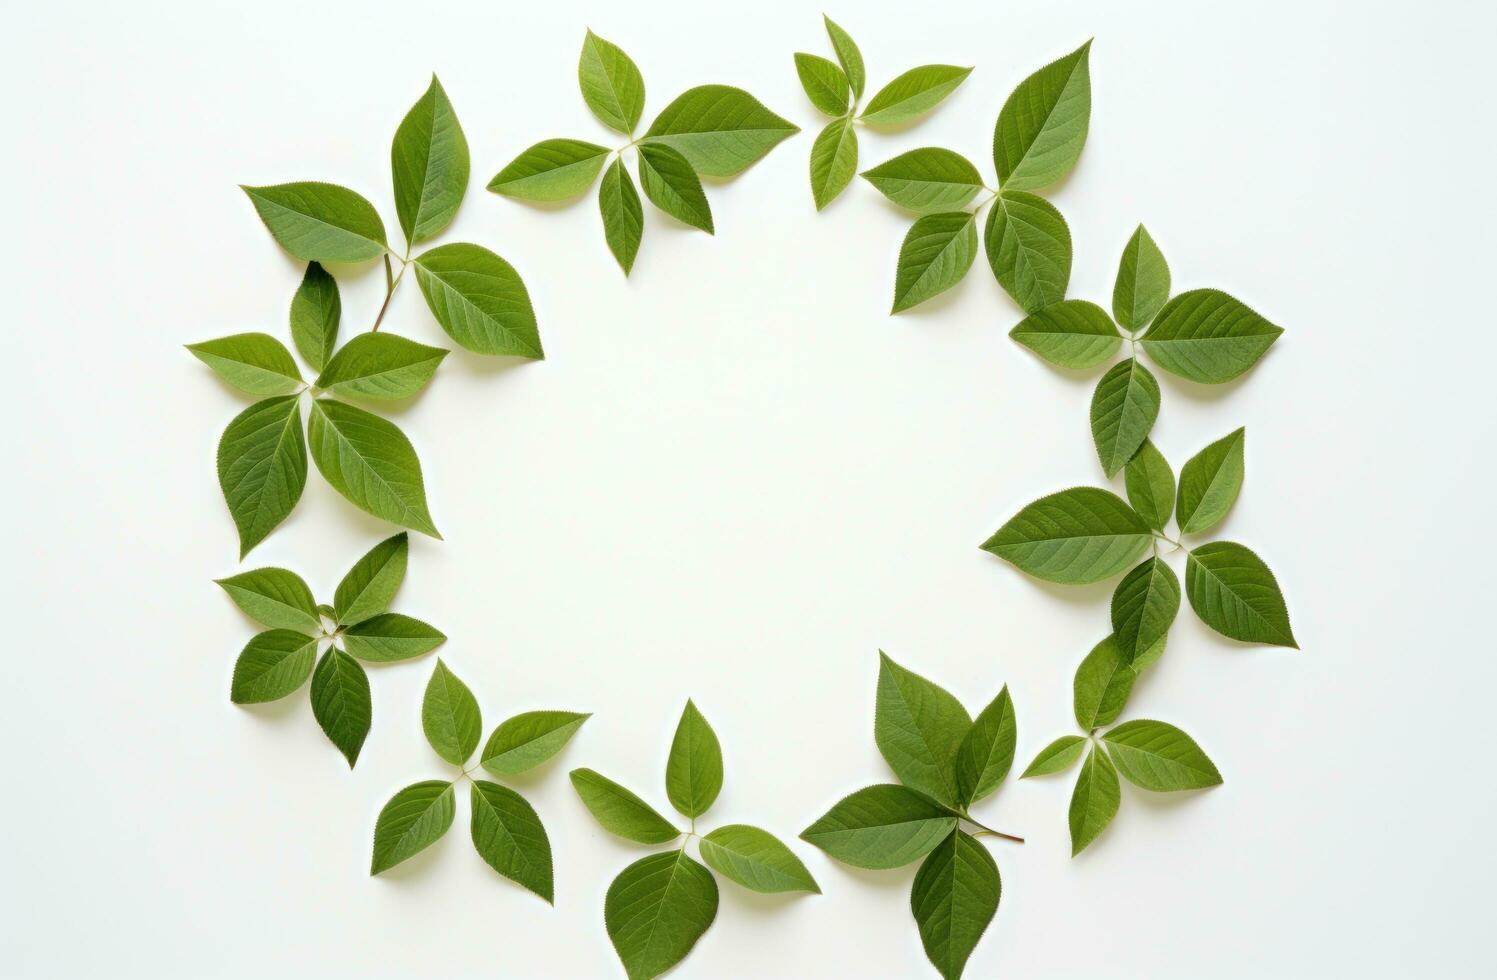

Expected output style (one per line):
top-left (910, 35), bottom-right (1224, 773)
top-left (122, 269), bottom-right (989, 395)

top-left (960, 812), bottom-right (1024, 844)
top-left (371, 254), bottom-right (409, 332)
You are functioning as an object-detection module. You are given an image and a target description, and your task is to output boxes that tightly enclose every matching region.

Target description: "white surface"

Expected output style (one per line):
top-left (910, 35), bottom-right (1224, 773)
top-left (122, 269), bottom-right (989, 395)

top-left (3, 0), bottom-right (1494, 976)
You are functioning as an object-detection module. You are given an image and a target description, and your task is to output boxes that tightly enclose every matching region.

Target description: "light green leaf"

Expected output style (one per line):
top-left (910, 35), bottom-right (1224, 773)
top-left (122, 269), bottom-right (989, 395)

top-left (606, 850), bottom-right (718, 980)
top-left (1008, 300), bottom-right (1121, 369)
top-left (809, 116), bottom-right (859, 211)
top-left (333, 532), bottom-right (408, 626)
top-left (1111, 558), bottom-right (1181, 663)
top-left (643, 85), bottom-right (798, 178)
top-left (569, 769), bottom-right (680, 844)
top-left (470, 780), bottom-right (553, 902)
top-left (1073, 635), bottom-right (1135, 731)
top-left (1069, 744), bottom-right (1120, 856)
top-left (892, 211), bottom-right (978, 313)
top-left (985, 191), bottom-right (1072, 313)
top-left (860, 65), bottom-right (972, 126)
top-left (1113, 224), bottom-right (1170, 331)
top-left (981, 487), bottom-right (1152, 584)
top-left (993, 41), bottom-right (1092, 191)
top-left (215, 566), bottom-right (320, 633)
top-left (599, 158), bottom-right (644, 274)
top-left (1140, 289), bottom-right (1283, 384)
top-left (861, 147), bottom-right (983, 214)
top-left (391, 75), bottom-right (469, 245)
top-left (188, 333), bottom-right (302, 395)
top-left (665, 700), bottom-right (723, 819)
top-left (230, 629), bottom-right (317, 704)
top-left (481, 711), bottom-right (590, 776)
top-left (310, 647), bottom-right (371, 767)
top-left (954, 685), bottom-right (1016, 807)
top-left (1185, 542), bottom-right (1298, 647)
top-left (314, 333), bottom-right (447, 400)
top-left (1177, 428), bottom-right (1246, 535)
top-left (218, 395), bottom-right (307, 557)
top-left (342, 612), bottom-right (445, 662)
top-left (911, 830), bottom-right (1000, 980)
top-left (1090, 358), bottom-right (1161, 478)
top-left (1132, 632), bottom-right (1169, 674)
top-left (637, 143), bottom-right (713, 233)
top-left (306, 397), bottom-right (439, 536)
top-left (487, 139), bottom-right (610, 202)
top-left (289, 262), bottom-right (340, 371)
top-left (1103, 720), bottom-right (1223, 791)
top-left (579, 30), bottom-right (646, 135)
top-left (241, 182), bottom-right (387, 263)
top-left (800, 784), bottom-right (957, 870)
top-left (699, 824), bottom-right (820, 894)
top-left (875, 653), bottom-right (971, 806)
top-left (1020, 735), bottom-right (1087, 777)
top-left (1124, 440), bottom-right (1174, 532)
top-left (823, 15), bottom-right (866, 100)
top-left (794, 52), bottom-right (850, 116)
top-left (412, 242), bottom-right (542, 358)
top-left (370, 780), bottom-right (455, 874)
top-left (422, 659), bottom-right (481, 766)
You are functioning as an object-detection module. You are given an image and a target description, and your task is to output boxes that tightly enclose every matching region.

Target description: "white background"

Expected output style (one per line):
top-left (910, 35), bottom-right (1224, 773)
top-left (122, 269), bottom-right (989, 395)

top-left (3, 0), bottom-right (1494, 976)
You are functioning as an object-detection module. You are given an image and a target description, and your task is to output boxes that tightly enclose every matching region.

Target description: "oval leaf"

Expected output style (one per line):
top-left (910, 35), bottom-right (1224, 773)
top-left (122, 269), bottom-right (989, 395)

top-left (981, 487), bottom-right (1152, 584)
top-left (911, 830), bottom-right (1000, 980)
top-left (599, 158), bottom-right (644, 275)
top-left (666, 699), bottom-right (723, 819)
top-left (1113, 224), bottom-right (1170, 331)
top-left (215, 566), bottom-right (320, 633)
top-left (470, 780), bottom-right (554, 902)
top-left (1111, 558), bottom-right (1181, 663)
top-left (333, 532), bottom-right (408, 626)
top-left (809, 116), bottom-right (859, 211)
top-left (1073, 635), bottom-right (1136, 731)
top-left (637, 143), bottom-right (713, 233)
top-left (487, 139), bottom-right (610, 202)
top-left (985, 191), bottom-right (1072, 313)
top-left (413, 242), bottom-right (542, 358)
top-left (1177, 428), bottom-right (1245, 535)
top-left (289, 262), bottom-right (340, 371)
top-left (342, 612), bottom-right (445, 662)
top-left (1020, 735), bottom-right (1087, 778)
top-left (579, 30), bottom-right (645, 135)
top-left (1090, 358), bottom-right (1161, 478)
top-left (314, 333), bottom-right (447, 400)
top-left (823, 16), bottom-right (866, 99)
top-left (892, 211), bottom-right (977, 313)
top-left (794, 52), bottom-right (850, 116)
top-left (1140, 288), bottom-right (1283, 384)
top-left (699, 824), bottom-right (820, 894)
top-left (391, 75), bottom-right (470, 245)
top-left (1069, 744), bottom-right (1120, 856)
top-left (954, 685), bottom-right (1017, 807)
top-left (1185, 541), bottom-right (1298, 647)
top-left (241, 181), bottom-right (387, 263)
top-left (306, 397), bottom-right (439, 537)
top-left (481, 711), bottom-right (591, 776)
top-left (422, 659), bottom-right (481, 766)
top-left (643, 85), bottom-right (798, 177)
top-left (800, 784), bottom-right (957, 870)
top-left (230, 629), bottom-right (317, 704)
top-left (217, 395), bottom-right (307, 557)
top-left (1103, 719), bottom-right (1223, 791)
top-left (993, 41), bottom-right (1092, 191)
top-left (569, 768), bottom-right (680, 844)
top-left (1123, 440), bottom-right (1175, 531)
top-left (310, 647), bottom-right (371, 767)
top-left (875, 652), bottom-right (971, 806)
top-left (605, 850), bottom-right (718, 980)
top-left (1008, 299), bottom-right (1121, 369)
top-left (370, 780), bottom-right (455, 874)
top-left (861, 147), bottom-right (983, 214)
top-left (188, 333), bottom-right (302, 395)
top-left (861, 65), bottom-right (972, 126)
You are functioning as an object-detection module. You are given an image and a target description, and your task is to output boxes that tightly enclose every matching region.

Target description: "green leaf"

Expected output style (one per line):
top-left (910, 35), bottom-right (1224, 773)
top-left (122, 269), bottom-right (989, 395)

top-left (215, 567), bottom-right (320, 633)
top-left (310, 647), bottom-right (371, 767)
top-left (1132, 632), bottom-right (1169, 673)
top-left (809, 116), bottom-right (859, 211)
top-left (391, 75), bottom-right (469, 245)
top-left (487, 139), bottom-right (610, 202)
top-left (579, 30), bottom-right (646, 135)
top-left (1090, 358), bottom-right (1161, 478)
top-left (370, 780), bottom-right (455, 874)
top-left (1113, 224), bottom-right (1170, 331)
top-left (241, 182), bottom-right (387, 263)
top-left (823, 15), bottom-right (865, 100)
top-left (1103, 720), bottom-right (1224, 791)
top-left (470, 780), bottom-right (554, 902)
top-left (892, 211), bottom-right (977, 313)
top-left (289, 262), bottom-right (340, 371)
top-left (860, 65), bottom-right (972, 126)
top-left (1185, 541), bottom-right (1298, 647)
top-left (481, 711), bottom-right (590, 776)
top-left (599, 158), bottom-right (644, 274)
top-left (1073, 635), bottom-right (1135, 731)
top-left (993, 41), bottom-right (1092, 191)
top-left (217, 395), bottom-right (306, 557)
top-left (1069, 744), bottom-right (1120, 856)
top-left (665, 699), bottom-right (723, 819)
top-left (1007, 300), bottom-right (1121, 369)
top-left (412, 242), bottom-right (542, 358)
top-left (637, 143), bottom-right (713, 233)
top-left (1176, 428), bottom-right (1246, 535)
top-left (333, 532), bottom-right (408, 626)
top-left (1124, 440), bottom-right (1174, 531)
top-left (875, 652), bottom-right (971, 806)
top-left (230, 629), bottom-right (317, 704)
top-left (1020, 735), bottom-right (1087, 777)
top-left (643, 85), bottom-right (798, 178)
top-left (605, 850), bottom-right (718, 980)
top-left (569, 769), bottom-right (681, 844)
top-left (1111, 558), bottom-right (1181, 663)
top-left (188, 333), bottom-right (302, 395)
top-left (800, 784), bottom-right (957, 870)
top-left (699, 824), bottom-right (820, 894)
top-left (981, 487), bottom-right (1152, 584)
top-left (861, 147), bottom-right (983, 214)
top-left (911, 830), bottom-right (1000, 980)
top-left (306, 397), bottom-right (439, 537)
top-left (1140, 289), bottom-right (1283, 384)
top-left (422, 659), bottom-right (481, 766)
top-left (313, 333), bottom-right (446, 400)
top-left (954, 685), bottom-right (1016, 807)
top-left (984, 191), bottom-right (1071, 313)
top-left (342, 612), bottom-right (445, 662)
top-left (794, 52), bottom-right (850, 116)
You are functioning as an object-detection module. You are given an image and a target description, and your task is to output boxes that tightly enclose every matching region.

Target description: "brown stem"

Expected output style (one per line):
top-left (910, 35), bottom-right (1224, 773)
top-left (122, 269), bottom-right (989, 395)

top-left (371, 253), bottom-right (403, 332)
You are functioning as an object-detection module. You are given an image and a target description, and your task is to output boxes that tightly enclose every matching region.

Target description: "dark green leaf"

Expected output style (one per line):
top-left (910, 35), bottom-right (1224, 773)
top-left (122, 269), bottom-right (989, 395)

top-left (861, 147), bottom-right (983, 214)
top-left (230, 629), bottom-right (317, 704)
top-left (306, 397), bottom-right (439, 537)
top-left (1103, 720), bottom-right (1223, 791)
top-left (422, 659), bottom-right (481, 765)
top-left (1020, 735), bottom-right (1086, 777)
top-left (481, 711), bottom-right (590, 776)
top-left (643, 85), bottom-right (798, 177)
top-left (470, 780), bottom-right (553, 901)
top-left (241, 182), bottom-right (387, 263)
top-left (215, 566), bottom-right (320, 633)
top-left (391, 75), bottom-right (469, 245)
top-left (370, 780), bottom-right (455, 874)
top-left (605, 850), bottom-right (718, 980)
top-left (289, 262), bottom-right (340, 371)
top-left (809, 117), bottom-right (859, 211)
top-left (861, 65), bottom-right (972, 126)
top-left (1072, 635), bottom-right (1135, 731)
top-left (1124, 440), bottom-right (1174, 531)
top-left (342, 612), bottom-right (445, 662)
top-left (954, 685), bottom-right (1016, 807)
top-left (823, 15), bottom-right (866, 99)
top-left (314, 333), bottom-right (447, 400)
top-left (487, 139), bottom-right (610, 202)
top-left (1111, 558), bottom-right (1181, 663)
top-left (412, 242), bottom-right (542, 358)
top-left (984, 191), bottom-right (1072, 313)
top-left (699, 824), bottom-right (820, 894)
top-left (1008, 300), bottom-right (1121, 369)
top-left (599, 158), bottom-right (644, 274)
top-left (217, 395), bottom-right (306, 557)
top-left (981, 487), bottom-right (1152, 584)
top-left (1090, 358), bottom-right (1161, 477)
top-left (911, 830), bottom-right (1000, 980)
top-left (665, 699), bottom-right (723, 819)
top-left (1140, 289), bottom-right (1283, 384)
top-left (1176, 428), bottom-right (1245, 535)
top-left (637, 143), bottom-right (713, 233)
top-left (188, 333), bottom-right (302, 395)
top-left (800, 784), bottom-right (957, 870)
top-left (1185, 542), bottom-right (1298, 647)
top-left (569, 769), bottom-right (680, 844)
top-left (794, 52), bottom-right (850, 116)
top-left (579, 30), bottom-right (646, 135)
top-left (310, 647), bottom-right (371, 767)
top-left (993, 41), bottom-right (1092, 191)
top-left (333, 532), bottom-right (408, 626)
top-left (875, 652), bottom-right (971, 806)
top-left (1069, 744), bottom-right (1120, 856)
top-left (1113, 224), bottom-right (1170, 331)
top-left (892, 211), bottom-right (977, 313)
